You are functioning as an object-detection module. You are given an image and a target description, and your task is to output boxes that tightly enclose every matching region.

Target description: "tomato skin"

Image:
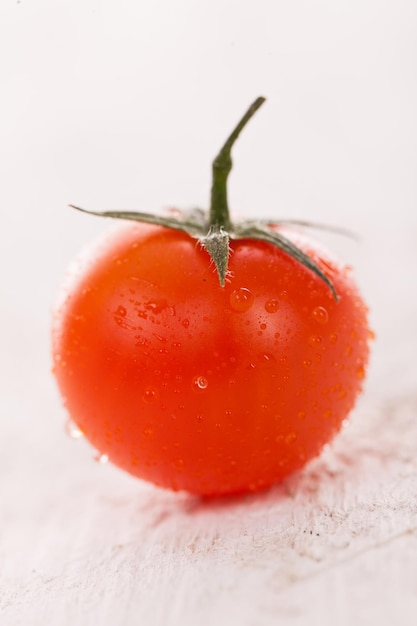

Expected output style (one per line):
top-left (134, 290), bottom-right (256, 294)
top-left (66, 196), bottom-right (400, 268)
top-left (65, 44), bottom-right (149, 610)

top-left (53, 223), bottom-right (370, 495)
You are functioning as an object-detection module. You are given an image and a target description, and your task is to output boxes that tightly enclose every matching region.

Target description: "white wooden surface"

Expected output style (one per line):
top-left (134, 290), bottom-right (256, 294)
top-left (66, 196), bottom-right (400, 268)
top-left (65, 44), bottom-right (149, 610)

top-left (1, 2), bottom-right (417, 625)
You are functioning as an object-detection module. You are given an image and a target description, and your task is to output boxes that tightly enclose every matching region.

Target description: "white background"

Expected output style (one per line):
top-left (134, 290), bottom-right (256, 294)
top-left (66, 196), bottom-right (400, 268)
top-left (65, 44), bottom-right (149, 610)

top-left (1, 1), bottom-right (416, 625)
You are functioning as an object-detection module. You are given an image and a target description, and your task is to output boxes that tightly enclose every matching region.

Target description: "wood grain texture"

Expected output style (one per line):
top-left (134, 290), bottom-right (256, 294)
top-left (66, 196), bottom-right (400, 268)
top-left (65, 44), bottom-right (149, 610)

top-left (1, 382), bottom-right (416, 626)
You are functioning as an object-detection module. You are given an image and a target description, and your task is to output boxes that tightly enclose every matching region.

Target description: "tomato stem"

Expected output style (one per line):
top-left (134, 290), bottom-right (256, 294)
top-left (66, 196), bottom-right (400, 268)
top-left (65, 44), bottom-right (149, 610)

top-left (69, 96), bottom-right (339, 298)
top-left (209, 97), bottom-right (266, 229)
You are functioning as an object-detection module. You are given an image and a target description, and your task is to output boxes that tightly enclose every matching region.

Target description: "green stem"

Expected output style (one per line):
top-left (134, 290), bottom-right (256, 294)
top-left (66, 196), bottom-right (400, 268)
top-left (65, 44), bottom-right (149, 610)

top-left (209, 96), bottom-right (266, 229)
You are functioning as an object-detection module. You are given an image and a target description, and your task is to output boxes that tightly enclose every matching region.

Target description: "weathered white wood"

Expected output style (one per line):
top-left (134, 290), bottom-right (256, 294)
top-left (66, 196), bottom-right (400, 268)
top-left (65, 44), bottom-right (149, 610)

top-left (1, 378), bottom-right (417, 625)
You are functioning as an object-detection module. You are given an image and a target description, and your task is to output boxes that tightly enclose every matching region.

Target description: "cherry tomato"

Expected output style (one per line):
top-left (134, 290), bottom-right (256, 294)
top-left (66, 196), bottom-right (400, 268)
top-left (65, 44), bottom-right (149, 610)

top-left (53, 97), bottom-right (371, 495)
top-left (53, 222), bottom-right (369, 495)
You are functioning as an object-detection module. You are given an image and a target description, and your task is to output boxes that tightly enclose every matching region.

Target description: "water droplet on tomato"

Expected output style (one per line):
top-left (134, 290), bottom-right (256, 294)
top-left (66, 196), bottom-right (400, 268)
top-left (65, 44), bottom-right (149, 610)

top-left (174, 458), bottom-right (184, 470)
top-left (260, 323), bottom-right (267, 330)
top-left (65, 419), bottom-right (83, 439)
top-left (285, 432), bottom-right (297, 444)
top-left (297, 410), bottom-right (306, 420)
top-left (265, 298), bottom-right (279, 313)
top-left (303, 359), bottom-right (312, 368)
top-left (153, 333), bottom-right (167, 343)
top-left (193, 376), bottom-right (208, 390)
top-left (143, 388), bottom-right (158, 403)
top-left (330, 333), bottom-right (338, 344)
top-left (229, 287), bottom-right (254, 312)
top-left (308, 334), bottom-right (323, 348)
top-left (115, 305), bottom-right (127, 317)
top-left (145, 299), bottom-right (168, 314)
top-left (312, 306), bottom-right (329, 325)
top-left (181, 318), bottom-right (190, 328)
top-left (356, 365), bottom-right (366, 379)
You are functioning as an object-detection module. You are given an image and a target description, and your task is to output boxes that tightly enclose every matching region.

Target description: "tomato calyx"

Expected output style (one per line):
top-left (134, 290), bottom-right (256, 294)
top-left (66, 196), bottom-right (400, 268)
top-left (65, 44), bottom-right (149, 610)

top-left (70, 97), bottom-right (340, 299)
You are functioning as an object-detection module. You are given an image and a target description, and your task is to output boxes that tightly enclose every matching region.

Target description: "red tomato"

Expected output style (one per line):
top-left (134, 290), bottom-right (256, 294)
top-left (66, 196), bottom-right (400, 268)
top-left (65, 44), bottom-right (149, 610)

top-left (52, 222), bottom-right (370, 495)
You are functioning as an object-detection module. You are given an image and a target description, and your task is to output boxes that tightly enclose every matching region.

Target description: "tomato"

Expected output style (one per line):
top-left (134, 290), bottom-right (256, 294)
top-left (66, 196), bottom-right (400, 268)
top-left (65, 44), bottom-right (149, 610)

top-left (52, 97), bottom-right (371, 495)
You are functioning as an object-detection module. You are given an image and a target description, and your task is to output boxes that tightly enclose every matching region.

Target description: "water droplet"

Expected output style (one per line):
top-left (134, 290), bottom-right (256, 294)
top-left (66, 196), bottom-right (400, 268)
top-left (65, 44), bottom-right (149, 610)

top-left (143, 388), bottom-right (158, 403)
top-left (274, 332), bottom-right (281, 340)
top-left (297, 410), bottom-right (306, 420)
top-left (115, 305), bottom-right (127, 317)
top-left (303, 359), bottom-right (312, 368)
top-left (260, 323), bottom-right (267, 330)
top-left (308, 334), bottom-right (323, 348)
top-left (330, 333), bottom-right (338, 344)
top-left (65, 419), bottom-right (83, 439)
top-left (312, 306), bottom-right (329, 325)
top-left (265, 298), bottom-right (279, 313)
top-left (356, 365), bottom-right (366, 379)
top-left (280, 290), bottom-right (288, 298)
top-left (145, 299), bottom-right (168, 314)
top-left (193, 376), bottom-right (208, 390)
top-left (285, 432), bottom-right (297, 444)
top-left (181, 318), bottom-right (190, 328)
top-left (229, 287), bottom-right (254, 312)
top-left (143, 427), bottom-right (153, 437)
top-left (95, 453), bottom-right (109, 464)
